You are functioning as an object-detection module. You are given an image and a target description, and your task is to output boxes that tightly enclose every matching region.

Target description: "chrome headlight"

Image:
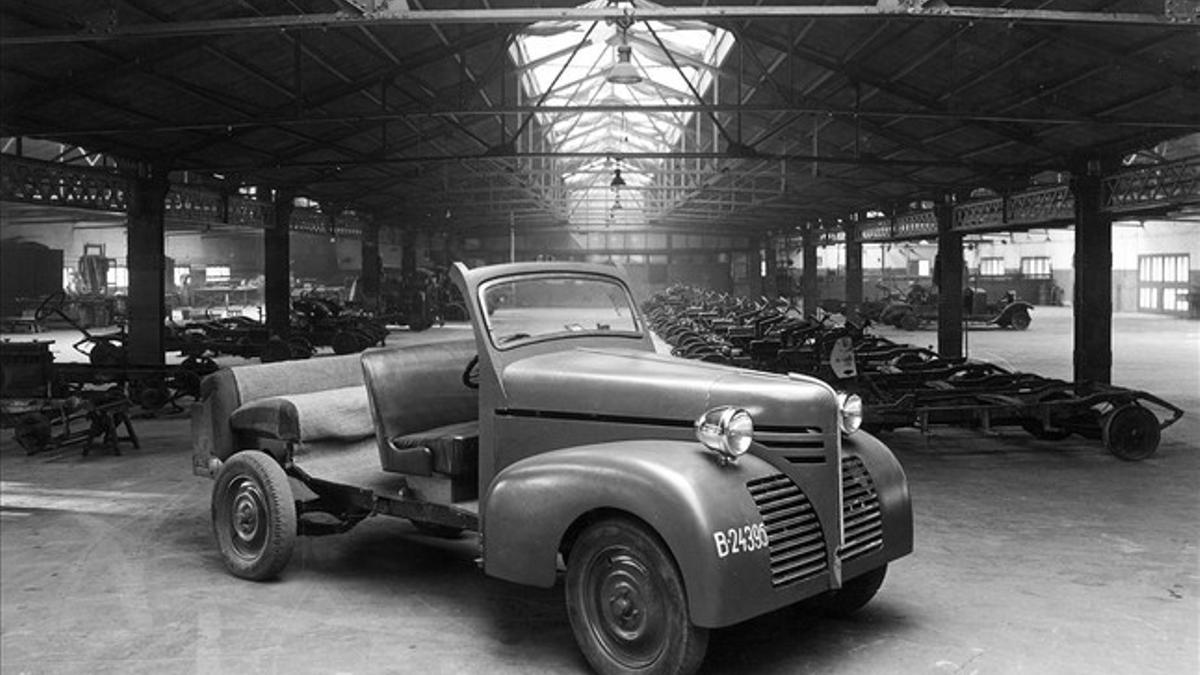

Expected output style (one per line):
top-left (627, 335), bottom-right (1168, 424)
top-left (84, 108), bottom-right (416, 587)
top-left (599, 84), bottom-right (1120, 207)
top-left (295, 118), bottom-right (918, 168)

top-left (695, 406), bottom-right (754, 461)
top-left (837, 392), bottom-right (863, 435)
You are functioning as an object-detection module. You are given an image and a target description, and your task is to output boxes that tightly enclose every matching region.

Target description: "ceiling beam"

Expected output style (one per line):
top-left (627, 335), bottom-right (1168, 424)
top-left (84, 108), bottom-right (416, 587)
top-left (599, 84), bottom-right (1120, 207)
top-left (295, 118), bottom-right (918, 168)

top-left (178, 150), bottom-right (1057, 175)
top-left (18, 103), bottom-right (1193, 139)
top-left (2, 6), bottom-right (1192, 46)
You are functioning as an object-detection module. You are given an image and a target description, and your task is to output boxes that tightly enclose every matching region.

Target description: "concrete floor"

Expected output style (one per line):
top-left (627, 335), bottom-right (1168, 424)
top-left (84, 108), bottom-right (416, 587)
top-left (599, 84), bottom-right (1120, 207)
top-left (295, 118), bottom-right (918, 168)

top-left (2, 308), bottom-right (1197, 674)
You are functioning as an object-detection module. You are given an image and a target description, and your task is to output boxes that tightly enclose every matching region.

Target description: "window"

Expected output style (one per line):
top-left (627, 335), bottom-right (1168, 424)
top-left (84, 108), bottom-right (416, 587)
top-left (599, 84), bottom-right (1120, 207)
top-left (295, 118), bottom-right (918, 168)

top-left (479, 273), bottom-right (641, 349)
top-left (731, 252), bottom-right (748, 281)
top-left (1020, 257), bottom-right (1052, 279)
top-left (106, 264), bottom-right (128, 289)
top-left (206, 265), bottom-right (231, 283)
top-left (980, 257), bottom-right (1005, 277)
top-left (1138, 254), bottom-right (1190, 314)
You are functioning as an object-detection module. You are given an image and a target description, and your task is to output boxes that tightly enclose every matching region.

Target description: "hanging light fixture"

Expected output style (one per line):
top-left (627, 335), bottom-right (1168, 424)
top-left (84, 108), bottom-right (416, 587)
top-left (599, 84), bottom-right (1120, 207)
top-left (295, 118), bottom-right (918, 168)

top-left (610, 165), bottom-right (626, 216)
top-left (606, 25), bottom-right (642, 85)
top-left (610, 168), bottom-right (626, 189)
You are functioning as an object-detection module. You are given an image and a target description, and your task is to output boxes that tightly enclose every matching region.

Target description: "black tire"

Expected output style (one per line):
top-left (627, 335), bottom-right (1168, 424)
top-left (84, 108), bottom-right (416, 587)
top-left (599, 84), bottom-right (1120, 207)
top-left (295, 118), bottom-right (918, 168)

top-left (135, 380), bottom-right (170, 410)
top-left (259, 338), bottom-right (292, 363)
top-left (287, 337), bottom-right (314, 359)
top-left (1010, 309), bottom-right (1031, 330)
top-left (821, 565), bottom-right (887, 618)
top-left (14, 412), bottom-right (53, 454)
top-left (898, 313), bottom-right (920, 331)
top-left (89, 339), bottom-right (126, 368)
top-left (411, 521), bottom-right (464, 539)
top-left (565, 518), bottom-right (708, 675)
top-left (1103, 405), bottom-right (1161, 461)
top-left (180, 354), bottom-right (219, 376)
top-left (331, 330), bottom-right (360, 355)
top-left (211, 451), bottom-right (297, 580)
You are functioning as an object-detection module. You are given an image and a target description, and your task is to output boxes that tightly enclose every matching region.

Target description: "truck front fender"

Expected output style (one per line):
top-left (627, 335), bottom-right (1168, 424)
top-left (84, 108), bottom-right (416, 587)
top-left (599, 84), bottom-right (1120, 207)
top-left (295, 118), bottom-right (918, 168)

top-left (481, 440), bottom-right (795, 628)
top-left (841, 430), bottom-right (914, 577)
top-left (994, 301), bottom-right (1034, 325)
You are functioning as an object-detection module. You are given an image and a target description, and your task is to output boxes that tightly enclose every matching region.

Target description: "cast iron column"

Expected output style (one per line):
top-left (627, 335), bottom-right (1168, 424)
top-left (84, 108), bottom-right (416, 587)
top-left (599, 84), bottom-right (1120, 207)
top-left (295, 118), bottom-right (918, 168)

top-left (844, 219), bottom-right (863, 311)
top-left (401, 226), bottom-right (417, 276)
top-left (935, 197), bottom-right (963, 359)
top-left (264, 190), bottom-right (294, 337)
top-left (126, 163), bottom-right (170, 365)
top-left (801, 226), bottom-right (819, 315)
top-left (360, 218), bottom-right (381, 311)
top-left (1072, 161), bottom-right (1113, 384)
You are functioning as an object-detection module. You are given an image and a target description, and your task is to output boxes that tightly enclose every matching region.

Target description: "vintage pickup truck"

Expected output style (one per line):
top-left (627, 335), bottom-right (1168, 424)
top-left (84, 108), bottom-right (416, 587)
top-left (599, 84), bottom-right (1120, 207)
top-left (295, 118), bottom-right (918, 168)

top-left (193, 261), bottom-right (913, 674)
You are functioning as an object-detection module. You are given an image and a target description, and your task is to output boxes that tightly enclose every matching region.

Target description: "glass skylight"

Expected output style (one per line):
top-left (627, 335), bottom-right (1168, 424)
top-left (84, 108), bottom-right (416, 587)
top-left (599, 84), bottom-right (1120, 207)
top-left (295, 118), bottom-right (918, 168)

top-left (510, 0), bottom-right (734, 226)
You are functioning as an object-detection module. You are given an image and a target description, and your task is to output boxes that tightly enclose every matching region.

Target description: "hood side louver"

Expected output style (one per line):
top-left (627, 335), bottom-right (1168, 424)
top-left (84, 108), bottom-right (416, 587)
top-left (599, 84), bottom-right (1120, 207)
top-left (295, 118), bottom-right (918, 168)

top-left (841, 456), bottom-right (884, 561)
top-left (747, 473), bottom-right (828, 587)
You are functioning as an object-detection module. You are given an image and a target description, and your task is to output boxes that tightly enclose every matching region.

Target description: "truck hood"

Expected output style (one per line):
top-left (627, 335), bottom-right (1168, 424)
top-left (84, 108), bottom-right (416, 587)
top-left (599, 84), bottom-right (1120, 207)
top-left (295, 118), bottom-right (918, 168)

top-left (500, 347), bottom-right (840, 433)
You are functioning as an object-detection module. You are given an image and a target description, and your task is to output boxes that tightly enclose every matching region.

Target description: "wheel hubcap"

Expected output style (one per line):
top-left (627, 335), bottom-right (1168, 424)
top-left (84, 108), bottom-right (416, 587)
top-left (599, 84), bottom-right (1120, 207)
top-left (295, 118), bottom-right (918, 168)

top-left (585, 549), bottom-right (664, 668)
top-left (606, 580), bottom-right (645, 634)
top-left (228, 478), bottom-right (267, 559)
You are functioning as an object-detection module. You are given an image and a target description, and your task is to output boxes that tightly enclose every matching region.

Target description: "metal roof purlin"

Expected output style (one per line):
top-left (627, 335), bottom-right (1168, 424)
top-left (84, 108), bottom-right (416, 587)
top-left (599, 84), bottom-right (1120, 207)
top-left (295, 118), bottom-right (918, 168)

top-left (510, 0), bottom-right (735, 226)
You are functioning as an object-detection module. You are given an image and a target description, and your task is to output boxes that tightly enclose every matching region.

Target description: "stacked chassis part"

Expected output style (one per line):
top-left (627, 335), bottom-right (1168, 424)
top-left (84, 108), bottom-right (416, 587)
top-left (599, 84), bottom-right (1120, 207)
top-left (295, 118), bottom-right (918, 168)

top-left (644, 286), bottom-right (1183, 461)
top-left (167, 297), bottom-right (390, 362)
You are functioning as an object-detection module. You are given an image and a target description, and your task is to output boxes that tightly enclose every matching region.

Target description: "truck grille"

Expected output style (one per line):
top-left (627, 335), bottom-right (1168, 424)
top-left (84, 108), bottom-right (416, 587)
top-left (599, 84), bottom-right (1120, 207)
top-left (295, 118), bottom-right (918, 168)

top-left (747, 473), bottom-right (828, 587)
top-left (841, 456), bottom-right (883, 561)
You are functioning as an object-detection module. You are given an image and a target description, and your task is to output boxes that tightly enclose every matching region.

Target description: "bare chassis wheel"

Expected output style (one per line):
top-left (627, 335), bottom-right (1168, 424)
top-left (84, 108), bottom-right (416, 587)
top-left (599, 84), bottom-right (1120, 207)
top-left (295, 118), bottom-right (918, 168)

top-left (1103, 404), bottom-right (1161, 461)
top-left (212, 451), bottom-right (297, 580)
top-left (565, 518), bottom-right (708, 675)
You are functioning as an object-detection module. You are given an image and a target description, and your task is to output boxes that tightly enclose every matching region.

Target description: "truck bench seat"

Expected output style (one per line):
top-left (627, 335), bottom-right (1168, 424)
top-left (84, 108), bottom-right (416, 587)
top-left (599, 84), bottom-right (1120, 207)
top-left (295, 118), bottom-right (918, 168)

top-left (229, 385), bottom-right (372, 445)
top-left (389, 420), bottom-right (479, 477)
top-left (359, 340), bottom-right (479, 478)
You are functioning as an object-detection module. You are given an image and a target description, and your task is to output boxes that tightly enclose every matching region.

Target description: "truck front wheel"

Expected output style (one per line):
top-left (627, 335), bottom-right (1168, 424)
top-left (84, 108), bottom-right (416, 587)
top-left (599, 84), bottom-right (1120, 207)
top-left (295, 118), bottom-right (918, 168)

top-left (565, 518), bottom-right (708, 675)
top-left (211, 450), bottom-right (296, 580)
top-left (820, 565), bottom-right (888, 618)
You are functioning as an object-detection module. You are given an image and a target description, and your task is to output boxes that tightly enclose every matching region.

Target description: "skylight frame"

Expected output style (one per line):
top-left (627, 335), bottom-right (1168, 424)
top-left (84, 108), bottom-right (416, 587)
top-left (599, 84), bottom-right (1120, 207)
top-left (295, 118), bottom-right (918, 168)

top-left (510, 0), bottom-right (735, 227)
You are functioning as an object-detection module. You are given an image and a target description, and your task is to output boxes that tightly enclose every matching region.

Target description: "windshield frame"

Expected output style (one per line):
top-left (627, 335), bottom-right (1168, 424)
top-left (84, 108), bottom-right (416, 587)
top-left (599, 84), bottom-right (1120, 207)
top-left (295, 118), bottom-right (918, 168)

top-left (477, 271), bottom-right (645, 351)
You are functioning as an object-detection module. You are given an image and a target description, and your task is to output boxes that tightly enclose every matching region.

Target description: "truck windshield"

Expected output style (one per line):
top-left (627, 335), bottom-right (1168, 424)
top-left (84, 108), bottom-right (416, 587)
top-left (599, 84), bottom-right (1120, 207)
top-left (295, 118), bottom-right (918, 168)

top-left (479, 273), bottom-right (642, 348)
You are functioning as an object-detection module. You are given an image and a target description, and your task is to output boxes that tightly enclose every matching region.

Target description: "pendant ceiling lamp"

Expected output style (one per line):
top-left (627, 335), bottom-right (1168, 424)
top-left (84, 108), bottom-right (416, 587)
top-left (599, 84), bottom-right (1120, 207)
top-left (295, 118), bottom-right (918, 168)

top-left (606, 26), bottom-right (642, 85)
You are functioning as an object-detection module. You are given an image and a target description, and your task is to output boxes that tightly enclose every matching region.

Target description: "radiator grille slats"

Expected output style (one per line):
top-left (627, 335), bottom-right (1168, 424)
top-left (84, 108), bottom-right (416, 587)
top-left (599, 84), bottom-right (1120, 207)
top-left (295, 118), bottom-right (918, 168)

top-left (840, 456), bottom-right (884, 561)
top-left (747, 473), bottom-right (827, 587)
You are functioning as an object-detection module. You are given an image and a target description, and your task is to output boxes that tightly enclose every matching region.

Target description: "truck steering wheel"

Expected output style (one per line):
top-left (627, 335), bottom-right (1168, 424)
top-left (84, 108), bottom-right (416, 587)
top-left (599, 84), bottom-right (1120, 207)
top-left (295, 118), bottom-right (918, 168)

top-left (462, 355), bottom-right (480, 389)
top-left (35, 290), bottom-right (67, 322)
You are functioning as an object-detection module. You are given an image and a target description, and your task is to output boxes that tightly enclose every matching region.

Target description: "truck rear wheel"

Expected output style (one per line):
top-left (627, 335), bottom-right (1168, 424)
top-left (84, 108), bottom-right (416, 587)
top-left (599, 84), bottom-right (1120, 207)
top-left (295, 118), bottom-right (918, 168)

top-left (565, 518), bottom-right (707, 675)
top-left (212, 450), bottom-right (296, 580)
top-left (1010, 309), bottom-right (1031, 330)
